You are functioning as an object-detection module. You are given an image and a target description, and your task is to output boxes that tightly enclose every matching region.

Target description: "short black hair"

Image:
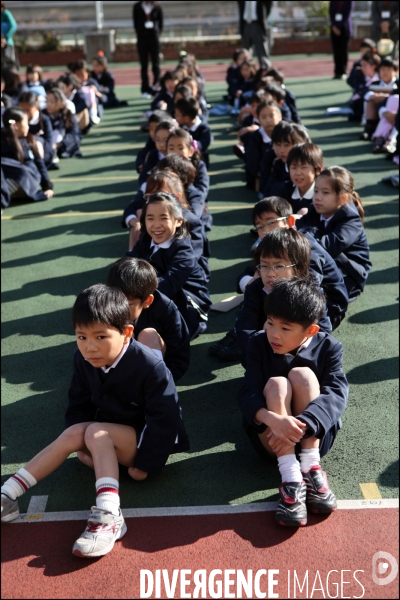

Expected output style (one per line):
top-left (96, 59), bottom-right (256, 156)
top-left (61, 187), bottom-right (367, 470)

top-left (252, 197), bottom-right (293, 224)
top-left (157, 153), bottom-right (196, 187)
top-left (287, 142), bottom-right (324, 172)
top-left (174, 84), bottom-right (193, 101)
top-left (149, 110), bottom-right (172, 125)
top-left (264, 82), bottom-right (286, 103)
top-left (256, 100), bottom-right (282, 118)
top-left (380, 57), bottom-right (398, 70)
top-left (250, 89), bottom-right (266, 105)
top-left (264, 276), bottom-right (325, 327)
top-left (258, 228), bottom-right (310, 278)
top-left (106, 258), bottom-right (158, 302)
top-left (271, 121), bottom-right (310, 145)
top-left (265, 68), bottom-right (285, 84)
top-left (174, 97), bottom-right (199, 120)
top-left (72, 284), bottom-right (130, 333)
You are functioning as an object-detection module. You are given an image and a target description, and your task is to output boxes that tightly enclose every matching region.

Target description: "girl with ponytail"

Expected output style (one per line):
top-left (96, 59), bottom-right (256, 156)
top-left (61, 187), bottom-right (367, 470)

top-left (297, 166), bottom-right (372, 301)
top-left (1, 107), bottom-right (54, 207)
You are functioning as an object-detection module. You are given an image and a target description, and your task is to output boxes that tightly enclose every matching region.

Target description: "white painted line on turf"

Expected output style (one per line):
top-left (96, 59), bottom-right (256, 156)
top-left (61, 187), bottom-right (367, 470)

top-left (9, 498), bottom-right (398, 524)
top-left (27, 495), bottom-right (48, 515)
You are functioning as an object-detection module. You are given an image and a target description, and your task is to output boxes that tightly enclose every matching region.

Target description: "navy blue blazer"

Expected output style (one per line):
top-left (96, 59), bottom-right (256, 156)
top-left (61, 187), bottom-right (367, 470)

top-left (284, 87), bottom-right (301, 124)
top-left (183, 208), bottom-right (211, 282)
top-left (133, 289), bottom-right (190, 382)
top-left (281, 180), bottom-right (313, 214)
top-left (185, 123), bottom-right (212, 168)
top-left (226, 65), bottom-right (244, 103)
top-left (90, 70), bottom-right (117, 106)
top-left (264, 158), bottom-right (290, 197)
top-left (126, 233), bottom-right (212, 337)
top-left (238, 330), bottom-right (348, 439)
top-left (193, 160), bottom-right (210, 204)
top-left (235, 277), bottom-right (332, 362)
top-left (246, 129), bottom-right (273, 182)
top-left (279, 101), bottom-right (292, 122)
top-left (42, 110), bottom-right (81, 157)
top-left (1, 136), bottom-right (53, 195)
top-left (71, 89), bottom-right (89, 114)
top-left (297, 203), bottom-right (372, 300)
top-left (151, 90), bottom-right (175, 115)
top-left (259, 148), bottom-right (276, 196)
top-left (65, 338), bottom-right (189, 474)
top-left (136, 136), bottom-right (156, 172)
top-left (138, 148), bottom-right (161, 186)
top-left (29, 111), bottom-right (54, 168)
top-left (347, 59), bottom-right (365, 92)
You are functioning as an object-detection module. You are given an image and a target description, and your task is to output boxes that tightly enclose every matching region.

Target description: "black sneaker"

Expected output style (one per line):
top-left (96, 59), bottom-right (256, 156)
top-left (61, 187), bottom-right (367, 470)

top-left (302, 466), bottom-right (337, 514)
top-left (208, 329), bottom-right (237, 356)
top-left (276, 481), bottom-right (307, 527)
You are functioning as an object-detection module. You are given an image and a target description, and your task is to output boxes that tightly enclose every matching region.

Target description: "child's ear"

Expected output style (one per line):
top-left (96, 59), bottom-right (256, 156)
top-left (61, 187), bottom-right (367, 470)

top-left (287, 215), bottom-right (296, 228)
top-left (143, 294), bottom-right (154, 309)
top-left (124, 324), bottom-right (134, 339)
top-left (315, 167), bottom-right (323, 176)
top-left (307, 324), bottom-right (320, 337)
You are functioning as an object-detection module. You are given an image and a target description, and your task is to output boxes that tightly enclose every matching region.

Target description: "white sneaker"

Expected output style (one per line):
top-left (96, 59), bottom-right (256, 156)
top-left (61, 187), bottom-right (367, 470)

top-left (72, 506), bottom-right (127, 558)
top-left (1, 493), bottom-right (20, 523)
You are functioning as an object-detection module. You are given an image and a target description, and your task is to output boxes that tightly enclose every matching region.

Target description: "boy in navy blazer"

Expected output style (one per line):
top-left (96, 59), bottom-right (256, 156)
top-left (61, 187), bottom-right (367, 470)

top-left (238, 277), bottom-right (348, 526)
top-left (106, 257), bottom-right (190, 382)
top-left (1, 284), bottom-right (189, 558)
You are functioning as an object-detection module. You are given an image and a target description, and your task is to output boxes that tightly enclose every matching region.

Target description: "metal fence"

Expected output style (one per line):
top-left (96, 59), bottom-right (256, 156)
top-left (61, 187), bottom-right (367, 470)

top-left (6, 0), bottom-right (373, 42)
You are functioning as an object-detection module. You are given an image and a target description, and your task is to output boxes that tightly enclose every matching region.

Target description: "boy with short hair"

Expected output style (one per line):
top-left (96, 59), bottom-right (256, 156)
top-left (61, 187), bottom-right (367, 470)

top-left (174, 97), bottom-right (212, 167)
top-left (1, 284), bottom-right (189, 557)
top-left (238, 277), bottom-right (348, 526)
top-left (106, 257), bottom-right (190, 382)
top-left (281, 143), bottom-right (324, 214)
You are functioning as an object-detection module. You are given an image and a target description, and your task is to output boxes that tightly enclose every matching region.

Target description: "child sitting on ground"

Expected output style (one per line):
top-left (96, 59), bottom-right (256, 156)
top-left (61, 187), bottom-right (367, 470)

top-left (151, 70), bottom-right (180, 114)
top-left (25, 64), bottom-right (46, 107)
top-left (106, 257), bottom-right (190, 382)
top-left (259, 121), bottom-right (311, 198)
top-left (346, 38), bottom-right (377, 121)
top-left (297, 166), bottom-right (372, 302)
top-left (226, 48), bottom-right (251, 105)
top-left (43, 88), bottom-right (81, 159)
top-left (90, 54), bottom-right (128, 108)
top-left (126, 192), bottom-right (211, 340)
top-left (136, 109), bottom-right (172, 173)
top-left (68, 60), bottom-right (102, 124)
top-left (174, 97), bottom-right (212, 167)
top-left (18, 91), bottom-right (54, 169)
top-left (281, 143), bottom-right (324, 214)
top-left (265, 67), bottom-right (302, 124)
top-left (58, 73), bottom-right (90, 134)
top-left (238, 277), bottom-right (348, 526)
top-left (138, 119), bottom-right (176, 187)
top-left (1, 284), bottom-right (190, 557)
top-left (361, 57), bottom-right (399, 141)
top-left (232, 90), bottom-right (266, 157)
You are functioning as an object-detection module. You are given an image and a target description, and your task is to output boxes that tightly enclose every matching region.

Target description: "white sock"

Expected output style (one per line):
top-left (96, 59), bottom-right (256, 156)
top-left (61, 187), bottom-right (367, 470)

top-left (95, 477), bottom-right (120, 516)
top-left (1, 468), bottom-right (37, 500)
top-left (299, 448), bottom-right (321, 473)
top-left (277, 455), bottom-right (303, 484)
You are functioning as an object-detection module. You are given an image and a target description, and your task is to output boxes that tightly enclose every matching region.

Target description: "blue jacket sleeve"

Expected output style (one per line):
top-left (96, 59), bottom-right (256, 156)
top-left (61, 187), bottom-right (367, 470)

top-left (235, 279), bottom-right (264, 359)
top-left (193, 161), bottom-right (210, 204)
top-left (237, 334), bottom-right (269, 424)
top-left (157, 243), bottom-right (198, 298)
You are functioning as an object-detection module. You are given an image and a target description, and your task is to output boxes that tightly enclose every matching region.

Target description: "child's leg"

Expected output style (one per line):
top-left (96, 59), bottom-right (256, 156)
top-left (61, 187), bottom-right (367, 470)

top-left (258, 376), bottom-right (294, 457)
top-left (137, 328), bottom-right (166, 358)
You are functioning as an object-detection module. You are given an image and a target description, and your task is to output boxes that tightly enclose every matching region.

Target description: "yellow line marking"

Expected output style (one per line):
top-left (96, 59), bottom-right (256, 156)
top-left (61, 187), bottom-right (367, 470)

top-left (359, 483), bottom-right (382, 500)
top-left (1, 200), bottom-right (396, 220)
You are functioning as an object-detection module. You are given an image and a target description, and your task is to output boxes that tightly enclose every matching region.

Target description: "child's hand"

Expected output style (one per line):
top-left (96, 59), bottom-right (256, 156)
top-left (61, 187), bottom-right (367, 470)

top-left (128, 467), bottom-right (148, 481)
top-left (44, 189), bottom-right (54, 198)
top-left (236, 90), bottom-right (243, 98)
top-left (295, 208), bottom-right (308, 218)
top-left (267, 433), bottom-right (295, 455)
top-left (158, 101), bottom-right (168, 111)
top-left (267, 413), bottom-right (306, 445)
top-left (238, 124), bottom-right (259, 138)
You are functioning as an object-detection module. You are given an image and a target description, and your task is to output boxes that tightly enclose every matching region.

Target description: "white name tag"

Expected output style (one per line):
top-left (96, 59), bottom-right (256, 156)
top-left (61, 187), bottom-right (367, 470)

top-left (382, 11), bottom-right (390, 19)
top-left (144, 21), bottom-right (154, 29)
top-left (335, 13), bottom-right (343, 21)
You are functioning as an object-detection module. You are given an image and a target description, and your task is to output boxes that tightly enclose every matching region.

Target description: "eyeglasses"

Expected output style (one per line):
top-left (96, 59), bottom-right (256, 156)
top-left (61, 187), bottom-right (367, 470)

top-left (256, 264), bottom-right (296, 274)
top-left (252, 217), bottom-right (288, 233)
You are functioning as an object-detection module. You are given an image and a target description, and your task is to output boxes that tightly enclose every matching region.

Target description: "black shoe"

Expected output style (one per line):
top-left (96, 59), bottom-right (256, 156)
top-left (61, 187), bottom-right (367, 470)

top-left (359, 131), bottom-right (372, 141)
top-left (217, 338), bottom-right (243, 362)
top-left (233, 144), bottom-right (245, 160)
top-left (48, 162), bottom-right (60, 170)
top-left (302, 466), bottom-right (337, 514)
top-left (208, 329), bottom-right (237, 356)
top-left (276, 481), bottom-right (307, 527)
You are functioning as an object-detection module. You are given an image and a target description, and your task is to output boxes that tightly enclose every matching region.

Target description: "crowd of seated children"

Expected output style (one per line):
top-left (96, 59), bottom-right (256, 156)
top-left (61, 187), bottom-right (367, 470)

top-left (1, 284), bottom-right (190, 557)
top-left (238, 277), bottom-right (348, 526)
top-left (226, 48), bottom-right (251, 105)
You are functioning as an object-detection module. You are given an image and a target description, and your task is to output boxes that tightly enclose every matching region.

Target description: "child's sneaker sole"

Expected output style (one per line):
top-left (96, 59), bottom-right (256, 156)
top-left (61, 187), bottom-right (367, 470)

top-left (72, 507), bottom-right (127, 558)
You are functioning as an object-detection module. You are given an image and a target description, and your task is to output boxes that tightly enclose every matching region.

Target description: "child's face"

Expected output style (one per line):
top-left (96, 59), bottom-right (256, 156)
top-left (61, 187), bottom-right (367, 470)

top-left (19, 101), bottom-right (37, 121)
top-left (289, 161), bottom-right (318, 195)
top-left (236, 52), bottom-right (247, 67)
top-left (46, 93), bottom-right (63, 114)
top-left (74, 68), bottom-right (88, 83)
top-left (145, 200), bottom-right (183, 244)
top-left (149, 121), bottom-right (158, 141)
top-left (75, 322), bottom-right (132, 369)
top-left (166, 136), bottom-right (193, 159)
top-left (174, 108), bottom-right (190, 127)
top-left (259, 106), bottom-right (282, 137)
top-left (254, 211), bottom-right (289, 240)
top-left (379, 65), bottom-right (396, 84)
top-left (27, 71), bottom-right (39, 83)
top-left (126, 295), bottom-right (154, 322)
top-left (258, 254), bottom-right (296, 293)
top-left (361, 60), bottom-right (376, 78)
top-left (265, 315), bottom-right (315, 355)
top-left (92, 60), bottom-right (105, 75)
top-left (240, 64), bottom-right (252, 80)
top-left (273, 140), bottom-right (293, 163)
top-left (313, 175), bottom-right (346, 218)
top-left (155, 128), bottom-right (170, 154)
top-left (165, 78), bottom-right (179, 94)
top-left (58, 81), bottom-right (73, 98)
top-left (13, 114), bottom-right (30, 138)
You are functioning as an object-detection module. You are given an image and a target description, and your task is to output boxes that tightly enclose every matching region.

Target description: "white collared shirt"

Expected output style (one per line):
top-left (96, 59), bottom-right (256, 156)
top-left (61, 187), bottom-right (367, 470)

top-left (101, 342), bottom-right (130, 373)
top-left (150, 234), bottom-right (175, 255)
top-left (244, 1), bottom-right (257, 23)
top-left (259, 128), bottom-right (272, 144)
top-left (187, 115), bottom-right (202, 133)
top-left (29, 110), bottom-right (40, 126)
top-left (284, 336), bottom-right (313, 363)
top-left (292, 181), bottom-right (315, 200)
top-left (285, 162), bottom-right (289, 173)
top-left (320, 213), bottom-right (334, 228)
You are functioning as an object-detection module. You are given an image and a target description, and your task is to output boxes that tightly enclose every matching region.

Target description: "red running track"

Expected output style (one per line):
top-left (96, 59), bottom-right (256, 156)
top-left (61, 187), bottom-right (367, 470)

top-left (43, 57), bottom-right (336, 85)
top-left (2, 509), bottom-right (398, 599)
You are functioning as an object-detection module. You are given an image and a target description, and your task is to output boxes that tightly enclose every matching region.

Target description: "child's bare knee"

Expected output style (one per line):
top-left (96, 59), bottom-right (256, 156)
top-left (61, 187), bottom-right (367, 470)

top-left (264, 376), bottom-right (289, 398)
top-left (84, 423), bottom-right (109, 445)
top-left (137, 328), bottom-right (162, 351)
top-left (288, 366), bottom-right (314, 389)
top-left (61, 423), bottom-right (89, 447)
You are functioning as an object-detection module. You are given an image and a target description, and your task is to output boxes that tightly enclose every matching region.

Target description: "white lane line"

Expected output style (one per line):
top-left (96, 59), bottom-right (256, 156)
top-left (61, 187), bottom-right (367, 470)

top-left (10, 498), bottom-right (398, 524)
top-left (26, 495), bottom-right (48, 515)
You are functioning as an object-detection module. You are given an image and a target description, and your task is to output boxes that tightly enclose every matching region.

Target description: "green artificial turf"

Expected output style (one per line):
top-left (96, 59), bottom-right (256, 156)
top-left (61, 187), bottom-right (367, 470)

top-left (1, 78), bottom-right (398, 513)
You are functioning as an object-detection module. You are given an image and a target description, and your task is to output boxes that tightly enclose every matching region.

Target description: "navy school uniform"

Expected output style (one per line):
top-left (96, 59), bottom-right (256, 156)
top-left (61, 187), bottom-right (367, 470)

top-left (183, 207), bottom-right (211, 282)
top-left (297, 203), bottom-right (372, 301)
top-left (193, 159), bottom-right (210, 204)
top-left (264, 158), bottom-right (290, 197)
top-left (126, 232), bottom-right (212, 340)
top-left (1, 136), bottom-right (53, 202)
top-left (258, 147), bottom-right (276, 196)
top-left (280, 180), bottom-right (315, 214)
top-left (42, 110), bottom-right (81, 158)
top-left (235, 277), bottom-right (332, 364)
top-left (239, 114), bottom-right (259, 149)
top-left (133, 289), bottom-right (190, 382)
top-left (138, 148), bottom-right (162, 187)
top-left (90, 70), bottom-right (123, 108)
top-left (70, 89), bottom-right (89, 115)
top-left (245, 128), bottom-right (273, 187)
top-left (136, 136), bottom-right (156, 173)
top-left (226, 65), bottom-right (244, 104)
top-left (28, 111), bottom-right (54, 168)
top-left (184, 118), bottom-right (212, 169)
top-left (237, 330), bottom-right (348, 457)
top-left (65, 337), bottom-right (190, 474)
top-left (283, 87), bottom-right (301, 124)
top-left (1, 166), bottom-right (11, 208)
top-left (279, 101), bottom-right (292, 122)
top-left (151, 90), bottom-right (175, 115)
